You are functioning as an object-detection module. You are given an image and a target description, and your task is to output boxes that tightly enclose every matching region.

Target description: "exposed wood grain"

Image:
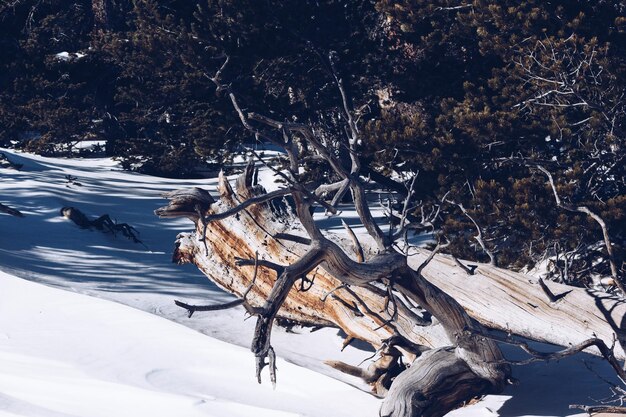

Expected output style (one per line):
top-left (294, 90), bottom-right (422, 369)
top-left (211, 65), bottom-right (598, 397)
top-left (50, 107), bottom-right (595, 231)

top-left (159, 178), bottom-right (626, 361)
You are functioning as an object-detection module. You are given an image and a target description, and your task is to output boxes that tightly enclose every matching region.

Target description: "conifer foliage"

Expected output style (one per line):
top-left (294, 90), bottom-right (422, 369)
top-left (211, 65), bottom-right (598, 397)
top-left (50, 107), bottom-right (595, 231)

top-left (1, 0), bottom-right (624, 281)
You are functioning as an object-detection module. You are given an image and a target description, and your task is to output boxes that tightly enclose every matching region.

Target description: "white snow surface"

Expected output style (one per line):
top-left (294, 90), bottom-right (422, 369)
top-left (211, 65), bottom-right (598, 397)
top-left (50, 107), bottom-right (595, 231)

top-left (54, 52), bottom-right (87, 61)
top-left (0, 149), bottom-right (620, 417)
top-left (0, 270), bottom-right (377, 417)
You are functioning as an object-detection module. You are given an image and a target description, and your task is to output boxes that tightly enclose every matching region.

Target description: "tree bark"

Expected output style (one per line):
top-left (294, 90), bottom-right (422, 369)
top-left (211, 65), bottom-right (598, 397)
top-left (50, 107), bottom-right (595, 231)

top-left (157, 168), bottom-right (626, 416)
top-left (157, 172), bottom-right (626, 363)
top-left (159, 168), bottom-right (517, 416)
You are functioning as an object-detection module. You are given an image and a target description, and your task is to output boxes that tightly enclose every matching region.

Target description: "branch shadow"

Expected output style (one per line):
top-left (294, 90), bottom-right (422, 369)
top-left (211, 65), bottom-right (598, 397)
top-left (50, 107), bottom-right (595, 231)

top-left (497, 340), bottom-right (623, 417)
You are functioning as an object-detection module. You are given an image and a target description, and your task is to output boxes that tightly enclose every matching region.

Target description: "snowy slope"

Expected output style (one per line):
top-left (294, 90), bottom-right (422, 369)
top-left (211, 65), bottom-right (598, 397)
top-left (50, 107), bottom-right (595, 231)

top-left (0, 270), bottom-right (379, 417)
top-left (0, 149), bottom-right (621, 417)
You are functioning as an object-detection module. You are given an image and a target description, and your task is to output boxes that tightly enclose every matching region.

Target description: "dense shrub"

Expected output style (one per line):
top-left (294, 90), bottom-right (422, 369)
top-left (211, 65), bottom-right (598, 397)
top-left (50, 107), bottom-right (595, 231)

top-left (0, 0), bottom-right (624, 278)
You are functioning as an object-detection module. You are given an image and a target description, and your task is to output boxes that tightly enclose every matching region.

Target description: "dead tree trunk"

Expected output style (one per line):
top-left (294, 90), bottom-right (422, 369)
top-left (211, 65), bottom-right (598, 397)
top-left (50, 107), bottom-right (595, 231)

top-left (159, 172), bottom-right (626, 359)
top-left (158, 167), bottom-right (626, 415)
top-left (156, 56), bottom-right (625, 417)
top-left (159, 165), bottom-right (512, 416)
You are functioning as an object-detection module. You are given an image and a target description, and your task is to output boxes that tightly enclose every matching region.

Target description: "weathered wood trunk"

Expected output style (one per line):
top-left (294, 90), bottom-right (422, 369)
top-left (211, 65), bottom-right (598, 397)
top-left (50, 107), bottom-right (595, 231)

top-left (160, 175), bottom-right (452, 352)
top-left (157, 169), bottom-right (625, 416)
top-left (158, 173), bottom-right (626, 361)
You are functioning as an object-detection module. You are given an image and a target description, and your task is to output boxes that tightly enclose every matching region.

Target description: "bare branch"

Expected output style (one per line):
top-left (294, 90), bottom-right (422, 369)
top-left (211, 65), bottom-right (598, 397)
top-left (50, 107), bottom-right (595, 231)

top-left (314, 179), bottom-right (346, 198)
top-left (320, 283), bottom-right (348, 302)
top-left (204, 188), bottom-right (292, 224)
top-left (242, 148), bottom-right (340, 216)
top-left (569, 405), bottom-right (626, 415)
top-left (342, 219), bottom-right (365, 262)
top-left (398, 172), bottom-right (419, 232)
top-left (273, 233), bottom-right (312, 245)
top-left (537, 278), bottom-right (572, 302)
top-left (445, 198), bottom-right (497, 266)
top-left (536, 165), bottom-right (623, 293)
top-left (470, 329), bottom-right (626, 384)
top-left (328, 178), bottom-right (351, 210)
top-left (252, 247), bottom-right (325, 384)
top-left (235, 257), bottom-right (285, 276)
top-left (175, 252), bottom-right (260, 318)
top-left (248, 112), bottom-right (349, 179)
top-left (416, 240), bottom-right (450, 278)
top-left (453, 257), bottom-right (476, 275)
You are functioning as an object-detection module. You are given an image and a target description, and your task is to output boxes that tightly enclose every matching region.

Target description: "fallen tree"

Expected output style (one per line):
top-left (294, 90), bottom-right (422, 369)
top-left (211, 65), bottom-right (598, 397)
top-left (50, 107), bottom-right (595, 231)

top-left (158, 172), bottom-right (626, 360)
top-left (158, 166), bottom-right (626, 415)
top-left (156, 57), bottom-right (625, 416)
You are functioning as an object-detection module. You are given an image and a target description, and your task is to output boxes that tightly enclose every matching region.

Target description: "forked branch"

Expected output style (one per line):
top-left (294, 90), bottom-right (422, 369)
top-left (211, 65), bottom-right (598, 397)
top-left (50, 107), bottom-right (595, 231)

top-left (469, 328), bottom-right (626, 384)
top-left (536, 165), bottom-right (623, 294)
top-left (445, 197), bottom-right (497, 266)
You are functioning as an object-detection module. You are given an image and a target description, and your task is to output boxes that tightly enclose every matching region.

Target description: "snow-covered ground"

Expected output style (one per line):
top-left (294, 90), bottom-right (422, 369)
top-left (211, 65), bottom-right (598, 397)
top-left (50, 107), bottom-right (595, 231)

top-left (0, 270), bottom-right (378, 417)
top-left (0, 149), bottom-right (621, 417)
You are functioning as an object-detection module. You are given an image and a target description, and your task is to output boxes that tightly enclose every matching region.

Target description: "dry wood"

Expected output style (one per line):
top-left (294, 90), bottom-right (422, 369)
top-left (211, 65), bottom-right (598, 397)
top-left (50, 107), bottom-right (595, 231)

top-left (61, 206), bottom-right (144, 245)
top-left (570, 404), bottom-right (626, 415)
top-left (158, 175), bottom-right (626, 361)
top-left (536, 165), bottom-right (624, 294)
top-left (156, 56), bottom-right (625, 417)
top-left (157, 168), bottom-right (626, 417)
top-left (158, 167), bottom-right (510, 415)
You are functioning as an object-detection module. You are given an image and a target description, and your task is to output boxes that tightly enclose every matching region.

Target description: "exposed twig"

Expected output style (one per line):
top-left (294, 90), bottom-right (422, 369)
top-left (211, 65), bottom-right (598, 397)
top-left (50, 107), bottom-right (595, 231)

top-left (453, 257), bottom-right (476, 275)
top-left (342, 219), bottom-right (365, 262)
top-left (320, 283), bottom-right (348, 302)
top-left (569, 404), bottom-right (626, 414)
top-left (235, 256), bottom-right (285, 276)
top-left (203, 188), bottom-right (293, 224)
top-left (61, 206), bottom-right (144, 246)
top-left (341, 335), bottom-right (355, 351)
top-left (393, 172), bottom-right (419, 240)
top-left (256, 345), bottom-right (277, 388)
top-left (273, 233), bottom-right (312, 245)
top-left (416, 240), bottom-right (450, 277)
top-left (315, 179), bottom-right (346, 198)
top-left (445, 198), bottom-right (497, 266)
top-left (536, 165), bottom-right (623, 294)
top-left (199, 187), bottom-right (293, 255)
top-left (470, 328), bottom-right (626, 384)
top-left (332, 295), bottom-right (364, 317)
top-left (175, 252), bottom-right (259, 318)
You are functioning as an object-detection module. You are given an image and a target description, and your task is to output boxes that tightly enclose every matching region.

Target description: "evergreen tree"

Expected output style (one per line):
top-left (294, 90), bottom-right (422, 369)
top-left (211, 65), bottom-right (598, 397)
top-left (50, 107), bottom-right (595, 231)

top-left (0, 0), bottom-right (623, 279)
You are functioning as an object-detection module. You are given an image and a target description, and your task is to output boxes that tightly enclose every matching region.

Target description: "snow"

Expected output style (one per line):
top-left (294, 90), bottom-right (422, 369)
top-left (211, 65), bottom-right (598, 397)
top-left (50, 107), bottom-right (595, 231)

top-left (0, 271), bottom-right (378, 417)
top-left (0, 148), bottom-right (621, 417)
top-left (54, 52), bottom-right (87, 61)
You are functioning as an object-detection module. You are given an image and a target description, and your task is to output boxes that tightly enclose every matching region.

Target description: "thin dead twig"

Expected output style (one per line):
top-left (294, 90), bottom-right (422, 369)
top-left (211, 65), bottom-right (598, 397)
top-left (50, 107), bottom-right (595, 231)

top-left (175, 252), bottom-right (260, 318)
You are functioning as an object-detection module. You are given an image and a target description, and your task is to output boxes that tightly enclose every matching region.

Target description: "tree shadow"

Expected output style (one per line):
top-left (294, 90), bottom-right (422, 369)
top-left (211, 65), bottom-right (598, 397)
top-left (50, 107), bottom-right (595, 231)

top-left (497, 340), bottom-right (622, 416)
